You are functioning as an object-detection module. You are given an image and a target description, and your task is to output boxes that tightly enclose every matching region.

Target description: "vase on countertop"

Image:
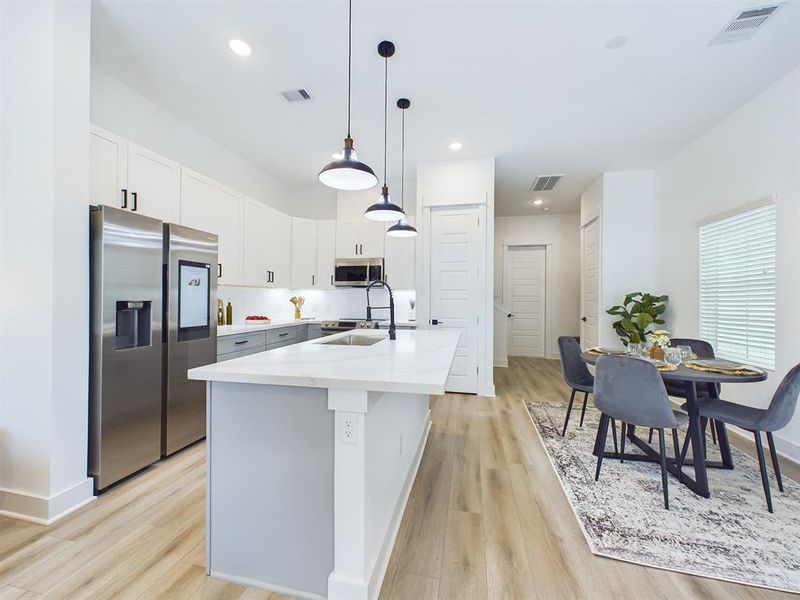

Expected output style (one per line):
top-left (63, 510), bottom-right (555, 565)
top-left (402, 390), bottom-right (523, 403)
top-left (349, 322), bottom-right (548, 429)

top-left (294, 307), bottom-right (302, 320)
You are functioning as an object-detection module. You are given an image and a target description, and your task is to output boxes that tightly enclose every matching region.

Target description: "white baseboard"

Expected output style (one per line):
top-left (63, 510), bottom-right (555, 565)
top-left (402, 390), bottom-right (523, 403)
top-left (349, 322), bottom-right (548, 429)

top-left (209, 570), bottom-right (325, 600)
top-left (494, 358), bottom-right (508, 368)
top-left (726, 425), bottom-right (800, 466)
top-left (0, 477), bottom-right (95, 524)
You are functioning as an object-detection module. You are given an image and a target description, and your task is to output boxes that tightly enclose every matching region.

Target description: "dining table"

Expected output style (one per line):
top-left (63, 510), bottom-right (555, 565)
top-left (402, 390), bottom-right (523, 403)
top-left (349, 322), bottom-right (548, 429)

top-left (580, 351), bottom-right (767, 498)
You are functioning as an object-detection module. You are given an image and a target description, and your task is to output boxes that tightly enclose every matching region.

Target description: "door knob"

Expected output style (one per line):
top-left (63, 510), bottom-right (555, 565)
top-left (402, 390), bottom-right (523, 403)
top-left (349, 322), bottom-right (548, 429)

top-left (581, 317), bottom-right (587, 322)
top-left (431, 319), bottom-right (443, 325)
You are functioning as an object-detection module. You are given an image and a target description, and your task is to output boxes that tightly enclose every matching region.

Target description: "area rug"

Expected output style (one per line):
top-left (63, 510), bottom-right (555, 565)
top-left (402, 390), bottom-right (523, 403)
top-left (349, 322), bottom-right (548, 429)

top-left (525, 400), bottom-right (800, 594)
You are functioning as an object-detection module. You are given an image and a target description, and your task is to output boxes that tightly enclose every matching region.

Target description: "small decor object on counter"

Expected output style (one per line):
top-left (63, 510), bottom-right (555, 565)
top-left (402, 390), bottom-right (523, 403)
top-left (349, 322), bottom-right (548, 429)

top-left (290, 296), bottom-right (305, 320)
top-left (607, 292), bottom-right (668, 347)
top-left (217, 299), bottom-right (225, 326)
top-left (245, 315), bottom-right (271, 325)
top-left (408, 298), bottom-right (416, 322)
top-left (226, 301), bottom-right (233, 326)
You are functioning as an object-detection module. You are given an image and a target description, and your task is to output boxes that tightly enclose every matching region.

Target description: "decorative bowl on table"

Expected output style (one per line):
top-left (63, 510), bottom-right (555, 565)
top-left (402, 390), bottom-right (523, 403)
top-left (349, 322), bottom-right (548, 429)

top-left (245, 315), bottom-right (271, 324)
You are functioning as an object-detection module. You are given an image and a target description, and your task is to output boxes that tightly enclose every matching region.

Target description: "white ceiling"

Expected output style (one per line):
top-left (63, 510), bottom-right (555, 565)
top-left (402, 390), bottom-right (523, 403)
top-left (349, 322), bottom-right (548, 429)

top-left (91, 0), bottom-right (799, 217)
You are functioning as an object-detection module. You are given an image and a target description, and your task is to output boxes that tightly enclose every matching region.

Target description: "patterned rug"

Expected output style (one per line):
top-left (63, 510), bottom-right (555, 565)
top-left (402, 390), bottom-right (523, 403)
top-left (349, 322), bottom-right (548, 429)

top-left (524, 400), bottom-right (800, 594)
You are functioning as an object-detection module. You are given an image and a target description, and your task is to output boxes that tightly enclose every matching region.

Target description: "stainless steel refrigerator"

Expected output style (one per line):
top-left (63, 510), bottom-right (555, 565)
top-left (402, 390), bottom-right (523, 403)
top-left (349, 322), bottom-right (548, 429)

top-left (162, 223), bottom-right (218, 456)
top-left (90, 207), bottom-right (218, 491)
top-left (89, 206), bottom-right (164, 491)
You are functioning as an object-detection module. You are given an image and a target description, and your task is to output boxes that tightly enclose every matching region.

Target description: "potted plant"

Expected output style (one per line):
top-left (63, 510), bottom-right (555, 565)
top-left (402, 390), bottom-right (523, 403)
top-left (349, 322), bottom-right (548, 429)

top-left (606, 292), bottom-right (668, 353)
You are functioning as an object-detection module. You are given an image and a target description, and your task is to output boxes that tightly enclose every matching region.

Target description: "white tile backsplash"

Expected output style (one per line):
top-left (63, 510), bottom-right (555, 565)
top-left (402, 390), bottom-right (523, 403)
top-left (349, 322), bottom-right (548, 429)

top-left (218, 286), bottom-right (416, 324)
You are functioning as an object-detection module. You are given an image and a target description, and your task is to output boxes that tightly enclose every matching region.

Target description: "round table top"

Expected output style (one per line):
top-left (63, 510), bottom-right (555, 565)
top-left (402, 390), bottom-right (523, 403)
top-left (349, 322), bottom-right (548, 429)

top-left (580, 351), bottom-right (768, 384)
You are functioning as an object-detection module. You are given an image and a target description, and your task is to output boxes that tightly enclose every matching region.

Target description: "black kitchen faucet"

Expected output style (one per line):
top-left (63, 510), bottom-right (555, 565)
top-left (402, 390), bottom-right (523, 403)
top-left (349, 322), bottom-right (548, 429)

top-left (365, 279), bottom-right (396, 340)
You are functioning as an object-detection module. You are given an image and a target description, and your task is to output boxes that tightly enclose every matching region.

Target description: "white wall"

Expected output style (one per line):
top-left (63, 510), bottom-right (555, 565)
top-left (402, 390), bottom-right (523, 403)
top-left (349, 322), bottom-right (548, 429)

top-left (579, 171), bottom-right (657, 348)
top-left (495, 214), bottom-right (580, 358)
top-left (654, 66), bottom-right (800, 461)
top-left (0, 0), bottom-right (94, 522)
top-left (90, 65), bottom-right (337, 219)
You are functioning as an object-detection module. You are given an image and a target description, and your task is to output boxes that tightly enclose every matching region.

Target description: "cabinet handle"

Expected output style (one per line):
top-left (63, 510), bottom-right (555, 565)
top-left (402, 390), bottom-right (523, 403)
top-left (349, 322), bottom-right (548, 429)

top-left (121, 188), bottom-right (128, 209)
top-left (218, 263), bottom-right (223, 278)
top-left (312, 275), bottom-right (315, 286)
top-left (131, 191), bottom-right (138, 212)
top-left (331, 275), bottom-right (334, 286)
top-left (354, 243), bottom-right (358, 255)
top-left (278, 332), bottom-right (289, 337)
top-left (359, 244), bottom-right (363, 255)
top-left (234, 340), bottom-right (249, 345)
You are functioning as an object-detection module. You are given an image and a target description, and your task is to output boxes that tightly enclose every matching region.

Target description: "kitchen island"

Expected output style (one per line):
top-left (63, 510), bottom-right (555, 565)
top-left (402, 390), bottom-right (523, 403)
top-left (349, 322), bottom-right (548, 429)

top-left (188, 329), bottom-right (460, 600)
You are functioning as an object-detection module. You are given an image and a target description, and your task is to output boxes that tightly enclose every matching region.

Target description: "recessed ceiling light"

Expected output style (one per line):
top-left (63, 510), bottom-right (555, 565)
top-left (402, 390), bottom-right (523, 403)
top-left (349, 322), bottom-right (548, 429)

top-left (605, 35), bottom-right (630, 50)
top-left (532, 199), bottom-right (544, 206)
top-left (227, 38), bottom-right (252, 57)
top-left (543, 207), bottom-right (551, 212)
top-left (449, 141), bottom-right (463, 151)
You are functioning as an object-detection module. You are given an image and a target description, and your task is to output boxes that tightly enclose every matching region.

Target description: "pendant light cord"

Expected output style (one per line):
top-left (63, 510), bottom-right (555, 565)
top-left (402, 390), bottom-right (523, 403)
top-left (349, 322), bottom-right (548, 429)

top-left (383, 54), bottom-right (388, 186)
top-left (400, 107), bottom-right (405, 209)
top-left (346, 0), bottom-right (352, 137)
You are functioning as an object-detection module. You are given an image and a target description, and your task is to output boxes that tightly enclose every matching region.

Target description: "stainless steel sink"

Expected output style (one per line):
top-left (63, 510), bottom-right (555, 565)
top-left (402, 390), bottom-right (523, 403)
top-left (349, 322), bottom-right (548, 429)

top-left (319, 334), bottom-right (385, 347)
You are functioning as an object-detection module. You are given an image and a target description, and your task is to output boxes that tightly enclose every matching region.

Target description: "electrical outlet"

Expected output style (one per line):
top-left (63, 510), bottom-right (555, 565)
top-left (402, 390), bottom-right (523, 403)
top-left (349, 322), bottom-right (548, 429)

top-left (341, 413), bottom-right (358, 445)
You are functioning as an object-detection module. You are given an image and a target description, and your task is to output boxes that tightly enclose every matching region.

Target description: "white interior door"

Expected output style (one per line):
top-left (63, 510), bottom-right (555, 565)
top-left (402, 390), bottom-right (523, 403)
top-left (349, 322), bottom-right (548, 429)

top-left (429, 207), bottom-right (480, 394)
top-left (581, 218), bottom-right (600, 349)
top-left (503, 246), bottom-right (546, 357)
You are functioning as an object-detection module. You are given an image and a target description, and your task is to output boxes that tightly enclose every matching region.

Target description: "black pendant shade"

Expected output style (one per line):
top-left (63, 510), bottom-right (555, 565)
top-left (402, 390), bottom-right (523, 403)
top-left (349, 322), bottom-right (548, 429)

top-left (365, 40), bottom-right (405, 222)
top-left (387, 97), bottom-right (418, 238)
top-left (319, 0), bottom-right (377, 191)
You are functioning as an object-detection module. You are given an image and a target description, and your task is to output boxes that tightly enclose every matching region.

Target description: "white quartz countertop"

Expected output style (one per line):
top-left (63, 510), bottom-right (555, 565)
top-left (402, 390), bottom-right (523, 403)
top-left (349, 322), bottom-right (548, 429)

top-left (217, 319), bottom-right (417, 337)
top-left (190, 329), bottom-right (459, 394)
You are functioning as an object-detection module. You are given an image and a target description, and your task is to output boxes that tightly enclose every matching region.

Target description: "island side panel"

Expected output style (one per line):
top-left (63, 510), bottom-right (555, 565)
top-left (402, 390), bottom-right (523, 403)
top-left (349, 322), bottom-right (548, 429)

top-left (366, 391), bottom-right (431, 596)
top-left (207, 381), bottom-right (333, 599)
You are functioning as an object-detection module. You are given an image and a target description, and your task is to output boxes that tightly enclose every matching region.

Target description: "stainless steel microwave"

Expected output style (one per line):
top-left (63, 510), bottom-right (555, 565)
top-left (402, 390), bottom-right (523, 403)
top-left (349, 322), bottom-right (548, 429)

top-left (334, 257), bottom-right (384, 287)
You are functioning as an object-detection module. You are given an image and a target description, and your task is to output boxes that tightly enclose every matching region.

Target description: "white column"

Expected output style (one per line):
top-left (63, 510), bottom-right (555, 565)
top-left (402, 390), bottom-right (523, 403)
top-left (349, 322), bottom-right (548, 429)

top-left (0, 0), bottom-right (94, 522)
top-left (327, 388), bottom-right (370, 600)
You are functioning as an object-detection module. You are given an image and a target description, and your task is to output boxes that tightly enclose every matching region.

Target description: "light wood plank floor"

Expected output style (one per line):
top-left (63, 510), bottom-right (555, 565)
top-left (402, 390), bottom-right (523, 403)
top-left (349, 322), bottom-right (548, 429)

top-left (1, 357), bottom-right (797, 599)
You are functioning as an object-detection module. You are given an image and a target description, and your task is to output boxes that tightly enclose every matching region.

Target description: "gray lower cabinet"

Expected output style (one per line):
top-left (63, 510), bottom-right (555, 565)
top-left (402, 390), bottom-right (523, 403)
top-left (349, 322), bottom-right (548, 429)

top-left (307, 323), bottom-right (322, 340)
top-left (217, 323), bottom-right (317, 362)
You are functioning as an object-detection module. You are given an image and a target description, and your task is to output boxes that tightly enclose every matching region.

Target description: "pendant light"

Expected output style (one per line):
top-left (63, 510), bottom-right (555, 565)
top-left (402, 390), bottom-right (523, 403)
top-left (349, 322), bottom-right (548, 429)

top-left (387, 98), bottom-right (418, 238)
top-left (364, 41), bottom-right (405, 222)
top-left (318, 0), bottom-right (378, 191)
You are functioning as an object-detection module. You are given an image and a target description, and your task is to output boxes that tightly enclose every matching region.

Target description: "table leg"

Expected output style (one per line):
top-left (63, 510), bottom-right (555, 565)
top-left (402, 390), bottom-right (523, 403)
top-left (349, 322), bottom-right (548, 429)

top-left (683, 380), bottom-right (710, 497)
top-left (708, 380), bottom-right (734, 469)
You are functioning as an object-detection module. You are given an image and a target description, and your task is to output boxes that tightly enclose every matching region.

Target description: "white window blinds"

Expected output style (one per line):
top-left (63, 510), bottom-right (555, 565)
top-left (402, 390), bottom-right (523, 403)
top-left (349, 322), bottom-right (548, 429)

top-left (699, 202), bottom-right (776, 370)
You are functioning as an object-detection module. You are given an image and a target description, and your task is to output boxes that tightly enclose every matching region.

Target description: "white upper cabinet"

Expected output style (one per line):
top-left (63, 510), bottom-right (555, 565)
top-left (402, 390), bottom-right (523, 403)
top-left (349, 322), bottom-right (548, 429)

top-left (291, 217), bottom-right (317, 289)
top-left (179, 167), bottom-right (214, 231)
top-left (89, 126), bottom-right (128, 209)
top-left (126, 142), bottom-right (180, 223)
top-left (242, 198), bottom-right (270, 288)
top-left (265, 206), bottom-right (292, 288)
top-left (316, 220), bottom-right (336, 289)
top-left (336, 220), bottom-right (385, 258)
top-left (384, 216), bottom-right (416, 290)
top-left (211, 184), bottom-right (244, 287)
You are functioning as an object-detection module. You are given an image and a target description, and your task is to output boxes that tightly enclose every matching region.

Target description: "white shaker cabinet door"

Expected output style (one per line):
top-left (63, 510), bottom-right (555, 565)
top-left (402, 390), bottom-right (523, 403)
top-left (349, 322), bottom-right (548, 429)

top-left (335, 221), bottom-right (385, 258)
top-left (291, 217), bottom-right (318, 289)
top-left (316, 220), bottom-right (336, 289)
top-left (127, 142), bottom-right (180, 223)
top-left (265, 207), bottom-right (292, 288)
top-left (179, 167), bottom-right (214, 232)
top-left (89, 125), bottom-right (128, 210)
top-left (242, 198), bottom-right (270, 287)
top-left (212, 185), bottom-right (244, 286)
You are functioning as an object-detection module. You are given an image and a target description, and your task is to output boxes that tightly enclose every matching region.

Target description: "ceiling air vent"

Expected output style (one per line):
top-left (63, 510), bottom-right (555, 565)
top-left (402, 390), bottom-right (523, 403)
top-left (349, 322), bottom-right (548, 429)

top-left (279, 89), bottom-right (311, 103)
top-left (530, 174), bottom-right (563, 192)
top-left (709, 4), bottom-right (783, 45)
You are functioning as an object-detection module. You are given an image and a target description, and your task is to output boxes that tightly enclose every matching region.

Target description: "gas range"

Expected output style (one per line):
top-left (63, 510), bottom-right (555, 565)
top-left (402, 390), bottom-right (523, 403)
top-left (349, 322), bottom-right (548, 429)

top-left (320, 319), bottom-right (381, 336)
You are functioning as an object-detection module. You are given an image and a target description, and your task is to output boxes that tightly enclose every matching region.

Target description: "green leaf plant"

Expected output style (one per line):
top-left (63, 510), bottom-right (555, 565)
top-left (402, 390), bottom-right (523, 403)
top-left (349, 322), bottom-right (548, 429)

top-left (606, 292), bottom-right (668, 346)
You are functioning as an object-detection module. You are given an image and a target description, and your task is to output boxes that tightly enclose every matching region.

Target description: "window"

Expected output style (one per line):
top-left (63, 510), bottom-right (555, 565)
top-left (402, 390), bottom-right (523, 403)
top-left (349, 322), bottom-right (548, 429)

top-left (699, 202), bottom-right (776, 369)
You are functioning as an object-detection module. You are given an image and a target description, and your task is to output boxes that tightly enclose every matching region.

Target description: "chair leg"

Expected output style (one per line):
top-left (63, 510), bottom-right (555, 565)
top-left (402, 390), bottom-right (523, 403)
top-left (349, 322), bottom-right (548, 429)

top-left (595, 414), bottom-right (610, 481)
top-left (766, 431), bottom-right (784, 493)
top-left (701, 417), bottom-right (709, 459)
top-left (610, 418), bottom-right (619, 455)
top-left (620, 422), bottom-right (627, 462)
top-left (672, 428), bottom-right (683, 483)
top-left (561, 388), bottom-right (576, 437)
top-left (579, 392), bottom-right (589, 428)
top-left (648, 428), bottom-right (654, 444)
top-left (658, 428), bottom-right (670, 510)
top-left (710, 418), bottom-right (717, 445)
top-left (754, 430), bottom-right (774, 513)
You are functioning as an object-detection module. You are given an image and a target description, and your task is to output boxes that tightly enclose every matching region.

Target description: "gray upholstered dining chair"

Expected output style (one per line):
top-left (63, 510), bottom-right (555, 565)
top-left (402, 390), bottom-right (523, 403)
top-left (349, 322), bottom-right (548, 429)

top-left (693, 363), bottom-right (800, 513)
top-left (557, 336), bottom-right (595, 435)
top-left (593, 355), bottom-right (688, 510)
